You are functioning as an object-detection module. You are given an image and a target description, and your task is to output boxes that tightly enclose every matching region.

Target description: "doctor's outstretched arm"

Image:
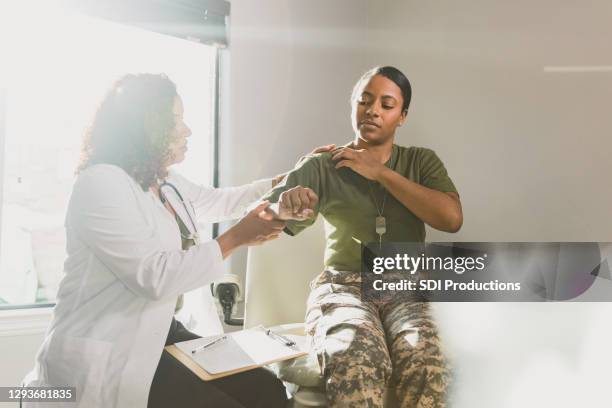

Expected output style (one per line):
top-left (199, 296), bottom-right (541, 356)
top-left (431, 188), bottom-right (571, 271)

top-left (168, 144), bottom-right (335, 223)
top-left (68, 166), bottom-right (283, 301)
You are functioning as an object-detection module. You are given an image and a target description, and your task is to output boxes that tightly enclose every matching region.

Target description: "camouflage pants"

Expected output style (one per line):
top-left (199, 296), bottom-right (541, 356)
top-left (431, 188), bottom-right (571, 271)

top-left (305, 270), bottom-right (450, 408)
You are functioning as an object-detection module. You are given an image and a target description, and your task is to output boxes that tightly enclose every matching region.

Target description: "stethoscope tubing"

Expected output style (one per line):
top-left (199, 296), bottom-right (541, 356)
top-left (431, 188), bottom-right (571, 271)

top-left (159, 181), bottom-right (200, 243)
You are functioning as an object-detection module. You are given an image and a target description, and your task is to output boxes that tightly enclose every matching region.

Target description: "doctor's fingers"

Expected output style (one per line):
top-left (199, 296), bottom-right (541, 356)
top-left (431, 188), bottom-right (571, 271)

top-left (257, 218), bottom-right (285, 232)
top-left (258, 207), bottom-right (278, 221)
top-left (251, 200), bottom-right (271, 213)
top-left (331, 148), bottom-right (355, 161)
top-left (253, 231), bottom-right (282, 245)
top-left (258, 211), bottom-right (274, 221)
top-left (310, 143), bottom-right (336, 154)
top-left (268, 220), bottom-right (286, 230)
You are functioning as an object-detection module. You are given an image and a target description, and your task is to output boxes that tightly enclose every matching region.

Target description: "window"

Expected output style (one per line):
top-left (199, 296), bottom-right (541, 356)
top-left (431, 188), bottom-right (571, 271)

top-left (0, 2), bottom-right (226, 310)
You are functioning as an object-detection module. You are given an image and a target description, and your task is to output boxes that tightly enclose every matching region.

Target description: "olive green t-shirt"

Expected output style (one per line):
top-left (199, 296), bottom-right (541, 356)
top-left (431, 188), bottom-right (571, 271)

top-left (262, 144), bottom-right (458, 272)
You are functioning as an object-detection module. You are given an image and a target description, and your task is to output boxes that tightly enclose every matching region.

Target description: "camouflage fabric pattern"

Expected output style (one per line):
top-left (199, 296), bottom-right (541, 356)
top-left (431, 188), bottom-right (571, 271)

top-left (305, 269), bottom-right (451, 407)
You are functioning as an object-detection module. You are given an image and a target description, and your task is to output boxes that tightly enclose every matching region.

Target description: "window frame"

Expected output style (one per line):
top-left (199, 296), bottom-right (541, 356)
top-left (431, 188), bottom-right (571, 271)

top-left (0, 1), bottom-right (228, 314)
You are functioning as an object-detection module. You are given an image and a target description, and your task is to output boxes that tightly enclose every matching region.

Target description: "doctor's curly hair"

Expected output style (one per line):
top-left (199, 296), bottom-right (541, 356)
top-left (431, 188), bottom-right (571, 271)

top-left (76, 73), bottom-right (178, 190)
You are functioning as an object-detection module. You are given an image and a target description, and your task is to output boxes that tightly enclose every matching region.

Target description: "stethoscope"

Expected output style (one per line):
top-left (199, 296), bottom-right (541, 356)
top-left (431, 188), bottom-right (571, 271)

top-left (159, 181), bottom-right (200, 245)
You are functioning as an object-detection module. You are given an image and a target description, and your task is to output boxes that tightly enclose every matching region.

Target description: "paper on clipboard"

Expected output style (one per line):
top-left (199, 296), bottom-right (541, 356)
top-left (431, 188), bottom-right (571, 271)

top-left (174, 326), bottom-right (305, 375)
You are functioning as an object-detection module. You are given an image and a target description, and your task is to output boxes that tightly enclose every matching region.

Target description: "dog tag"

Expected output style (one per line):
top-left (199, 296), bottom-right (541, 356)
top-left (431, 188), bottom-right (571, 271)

top-left (375, 216), bottom-right (386, 236)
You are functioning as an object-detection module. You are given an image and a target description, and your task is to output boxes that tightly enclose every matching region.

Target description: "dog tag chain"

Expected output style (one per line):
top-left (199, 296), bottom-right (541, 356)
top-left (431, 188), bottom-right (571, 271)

top-left (368, 182), bottom-right (388, 248)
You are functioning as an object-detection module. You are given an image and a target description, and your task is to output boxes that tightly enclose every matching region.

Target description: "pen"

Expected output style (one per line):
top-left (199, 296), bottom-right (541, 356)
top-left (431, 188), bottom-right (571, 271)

top-left (191, 335), bottom-right (227, 354)
top-left (265, 329), bottom-right (296, 347)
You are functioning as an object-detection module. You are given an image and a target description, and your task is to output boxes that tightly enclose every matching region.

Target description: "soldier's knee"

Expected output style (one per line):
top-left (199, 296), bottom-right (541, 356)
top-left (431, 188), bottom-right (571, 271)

top-left (395, 357), bottom-right (451, 392)
top-left (328, 354), bottom-right (392, 386)
top-left (322, 325), bottom-right (391, 380)
top-left (324, 360), bottom-right (390, 408)
top-left (392, 361), bottom-right (451, 408)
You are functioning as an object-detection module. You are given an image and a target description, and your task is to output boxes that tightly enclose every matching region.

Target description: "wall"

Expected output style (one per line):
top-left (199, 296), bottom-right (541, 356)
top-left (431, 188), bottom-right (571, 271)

top-left (364, 0), bottom-right (612, 242)
top-left (365, 2), bottom-right (612, 407)
top-left (0, 309), bottom-right (50, 407)
top-left (221, 0), bottom-right (370, 283)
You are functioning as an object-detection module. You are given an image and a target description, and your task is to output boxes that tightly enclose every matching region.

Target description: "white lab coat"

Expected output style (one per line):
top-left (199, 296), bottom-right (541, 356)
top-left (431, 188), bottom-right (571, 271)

top-left (22, 164), bottom-right (272, 407)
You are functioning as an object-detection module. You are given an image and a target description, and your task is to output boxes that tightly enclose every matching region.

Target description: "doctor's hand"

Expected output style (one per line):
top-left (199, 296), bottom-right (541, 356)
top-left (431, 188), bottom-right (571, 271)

top-left (271, 144), bottom-right (337, 187)
top-left (311, 143), bottom-right (336, 155)
top-left (277, 186), bottom-right (318, 221)
top-left (216, 201), bottom-right (286, 259)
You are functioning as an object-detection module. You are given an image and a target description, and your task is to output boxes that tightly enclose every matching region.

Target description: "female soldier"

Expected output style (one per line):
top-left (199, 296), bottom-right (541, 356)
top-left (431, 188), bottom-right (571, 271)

top-left (263, 66), bottom-right (462, 407)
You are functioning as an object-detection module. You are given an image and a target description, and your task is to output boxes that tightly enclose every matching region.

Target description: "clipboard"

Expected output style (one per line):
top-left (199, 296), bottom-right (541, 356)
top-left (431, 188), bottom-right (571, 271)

top-left (165, 326), bottom-right (307, 381)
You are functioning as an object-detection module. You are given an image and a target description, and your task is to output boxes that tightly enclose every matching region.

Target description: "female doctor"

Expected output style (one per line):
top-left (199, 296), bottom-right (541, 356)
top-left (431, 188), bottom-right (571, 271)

top-left (22, 74), bottom-right (333, 408)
